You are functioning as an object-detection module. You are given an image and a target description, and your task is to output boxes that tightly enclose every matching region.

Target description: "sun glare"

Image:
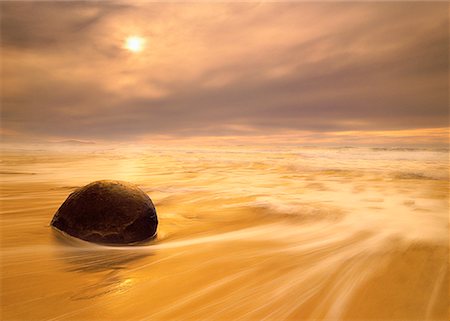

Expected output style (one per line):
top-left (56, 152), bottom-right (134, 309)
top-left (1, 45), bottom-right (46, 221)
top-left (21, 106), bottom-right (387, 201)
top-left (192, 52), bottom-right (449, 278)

top-left (125, 36), bottom-right (145, 53)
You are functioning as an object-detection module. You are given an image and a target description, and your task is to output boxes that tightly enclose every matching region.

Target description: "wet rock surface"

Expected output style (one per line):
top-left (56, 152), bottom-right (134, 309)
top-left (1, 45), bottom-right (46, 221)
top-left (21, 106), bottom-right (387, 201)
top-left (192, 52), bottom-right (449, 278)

top-left (51, 180), bottom-right (158, 244)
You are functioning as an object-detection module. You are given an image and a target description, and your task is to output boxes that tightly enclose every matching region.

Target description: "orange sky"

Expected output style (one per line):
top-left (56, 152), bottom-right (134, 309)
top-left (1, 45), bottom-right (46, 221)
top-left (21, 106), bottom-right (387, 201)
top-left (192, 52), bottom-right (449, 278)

top-left (1, 2), bottom-right (448, 147)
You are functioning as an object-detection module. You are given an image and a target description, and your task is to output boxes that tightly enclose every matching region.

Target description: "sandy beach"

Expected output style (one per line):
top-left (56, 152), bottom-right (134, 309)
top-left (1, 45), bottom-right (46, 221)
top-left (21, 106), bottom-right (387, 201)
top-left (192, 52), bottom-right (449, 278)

top-left (1, 145), bottom-right (447, 320)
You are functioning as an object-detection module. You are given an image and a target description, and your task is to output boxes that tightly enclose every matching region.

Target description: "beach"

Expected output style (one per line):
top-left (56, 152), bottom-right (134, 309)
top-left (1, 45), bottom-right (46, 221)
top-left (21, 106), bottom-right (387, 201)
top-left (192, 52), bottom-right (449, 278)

top-left (1, 145), bottom-right (448, 320)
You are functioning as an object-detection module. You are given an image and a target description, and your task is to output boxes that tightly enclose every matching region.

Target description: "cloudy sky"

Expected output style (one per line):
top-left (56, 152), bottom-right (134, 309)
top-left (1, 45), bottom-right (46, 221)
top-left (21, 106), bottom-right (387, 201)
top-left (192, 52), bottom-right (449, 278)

top-left (1, 2), bottom-right (448, 146)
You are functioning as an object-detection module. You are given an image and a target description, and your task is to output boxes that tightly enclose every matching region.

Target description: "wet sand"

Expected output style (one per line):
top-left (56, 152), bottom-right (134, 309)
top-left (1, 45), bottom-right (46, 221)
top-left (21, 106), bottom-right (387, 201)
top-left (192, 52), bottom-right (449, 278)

top-left (0, 146), bottom-right (448, 320)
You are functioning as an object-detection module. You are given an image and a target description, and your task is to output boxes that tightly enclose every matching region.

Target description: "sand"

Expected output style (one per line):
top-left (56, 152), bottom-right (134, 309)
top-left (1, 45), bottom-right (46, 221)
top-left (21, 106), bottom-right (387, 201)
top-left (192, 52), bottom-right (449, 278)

top-left (0, 145), bottom-right (448, 320)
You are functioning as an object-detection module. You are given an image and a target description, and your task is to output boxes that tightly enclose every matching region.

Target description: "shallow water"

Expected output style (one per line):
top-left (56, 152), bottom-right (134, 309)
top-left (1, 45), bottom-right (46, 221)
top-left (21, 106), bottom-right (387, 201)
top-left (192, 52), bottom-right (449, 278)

top-left (1, 146), bottom-right (448, 320)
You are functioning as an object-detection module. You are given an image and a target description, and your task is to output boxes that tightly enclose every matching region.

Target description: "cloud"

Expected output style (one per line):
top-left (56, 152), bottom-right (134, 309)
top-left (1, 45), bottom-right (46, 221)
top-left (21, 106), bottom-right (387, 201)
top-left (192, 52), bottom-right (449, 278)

top-left (1, 2), bottom-right (448, 145)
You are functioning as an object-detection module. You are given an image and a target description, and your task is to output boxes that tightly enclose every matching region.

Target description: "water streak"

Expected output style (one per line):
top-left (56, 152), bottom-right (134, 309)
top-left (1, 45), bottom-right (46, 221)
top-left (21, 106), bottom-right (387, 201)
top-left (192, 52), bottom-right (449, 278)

top-left (1, 146), bottom-right (448, 320)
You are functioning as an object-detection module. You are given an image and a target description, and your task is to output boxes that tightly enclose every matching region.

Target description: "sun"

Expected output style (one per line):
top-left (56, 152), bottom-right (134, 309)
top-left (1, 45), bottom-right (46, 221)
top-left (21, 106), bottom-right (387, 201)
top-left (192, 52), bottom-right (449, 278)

top-left (124, 36), bottom-right (145, 53)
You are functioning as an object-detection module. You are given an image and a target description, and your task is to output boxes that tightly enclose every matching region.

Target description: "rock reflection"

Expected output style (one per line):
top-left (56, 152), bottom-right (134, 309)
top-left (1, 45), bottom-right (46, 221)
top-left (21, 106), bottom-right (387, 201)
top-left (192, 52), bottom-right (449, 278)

top-left (51, 228), bottom-right (151, 300)
top-left (52, 228), bottom-right (151, 273)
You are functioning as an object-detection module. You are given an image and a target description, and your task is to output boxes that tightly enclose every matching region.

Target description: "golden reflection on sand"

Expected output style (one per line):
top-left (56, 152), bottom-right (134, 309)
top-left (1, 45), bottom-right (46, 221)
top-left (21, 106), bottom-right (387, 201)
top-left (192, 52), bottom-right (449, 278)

top-left (0, 146), bottom-right (448, 320)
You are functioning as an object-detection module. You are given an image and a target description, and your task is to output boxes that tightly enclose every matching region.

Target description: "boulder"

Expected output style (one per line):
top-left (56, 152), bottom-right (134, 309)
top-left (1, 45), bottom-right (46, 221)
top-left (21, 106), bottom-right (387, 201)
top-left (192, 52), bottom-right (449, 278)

top-left (51, 180), bottom-right (158, 244)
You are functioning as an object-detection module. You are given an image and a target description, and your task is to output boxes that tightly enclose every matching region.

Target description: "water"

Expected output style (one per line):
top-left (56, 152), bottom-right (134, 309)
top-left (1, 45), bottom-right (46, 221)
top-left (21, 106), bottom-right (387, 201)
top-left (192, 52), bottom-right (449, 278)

top-left (1, 145), bottom-right (448, 320)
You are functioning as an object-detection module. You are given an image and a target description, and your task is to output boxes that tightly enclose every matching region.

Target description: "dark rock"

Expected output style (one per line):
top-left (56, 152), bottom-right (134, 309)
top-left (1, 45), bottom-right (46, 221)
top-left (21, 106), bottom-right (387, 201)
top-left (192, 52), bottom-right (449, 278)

top-left (51, 180), bottom-right (158, 244)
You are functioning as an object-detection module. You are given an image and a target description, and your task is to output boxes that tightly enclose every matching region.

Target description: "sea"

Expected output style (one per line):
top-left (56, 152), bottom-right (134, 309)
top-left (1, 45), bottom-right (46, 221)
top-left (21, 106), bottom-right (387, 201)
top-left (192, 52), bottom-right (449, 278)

top-left (1, 144), bottom-right (448, 320)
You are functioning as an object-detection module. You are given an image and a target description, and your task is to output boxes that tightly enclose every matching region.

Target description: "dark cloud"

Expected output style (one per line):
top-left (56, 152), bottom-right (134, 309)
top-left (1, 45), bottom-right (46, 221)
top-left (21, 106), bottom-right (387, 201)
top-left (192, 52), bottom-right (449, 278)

top-left (0, 2), bottom-right (129, 49)
top-left (1, 2), bottom-right (448, 143)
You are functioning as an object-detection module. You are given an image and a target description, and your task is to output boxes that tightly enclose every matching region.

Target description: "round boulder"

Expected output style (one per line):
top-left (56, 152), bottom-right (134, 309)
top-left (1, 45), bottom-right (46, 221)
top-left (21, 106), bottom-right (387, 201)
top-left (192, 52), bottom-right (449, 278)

top-left (51, 180), bottom-right (158, 244)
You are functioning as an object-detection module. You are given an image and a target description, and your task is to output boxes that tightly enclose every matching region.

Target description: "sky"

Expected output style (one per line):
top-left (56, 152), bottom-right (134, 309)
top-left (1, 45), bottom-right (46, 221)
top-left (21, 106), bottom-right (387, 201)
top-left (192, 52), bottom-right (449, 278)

top-left (1, 2), bottom-right (448, 147)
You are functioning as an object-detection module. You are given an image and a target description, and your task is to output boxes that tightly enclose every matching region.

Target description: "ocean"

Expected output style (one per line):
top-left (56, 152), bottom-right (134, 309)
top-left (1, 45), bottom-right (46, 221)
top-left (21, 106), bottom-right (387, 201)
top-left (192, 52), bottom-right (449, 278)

top-left (1, 145), bottom-right (448, 320)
